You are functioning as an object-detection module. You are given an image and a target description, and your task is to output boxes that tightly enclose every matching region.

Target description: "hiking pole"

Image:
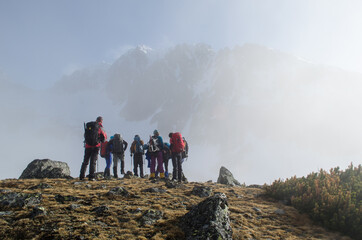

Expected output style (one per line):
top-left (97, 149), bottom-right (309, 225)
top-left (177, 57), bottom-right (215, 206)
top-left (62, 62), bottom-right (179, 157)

top-left (131, 154), bottom-right (133, 172)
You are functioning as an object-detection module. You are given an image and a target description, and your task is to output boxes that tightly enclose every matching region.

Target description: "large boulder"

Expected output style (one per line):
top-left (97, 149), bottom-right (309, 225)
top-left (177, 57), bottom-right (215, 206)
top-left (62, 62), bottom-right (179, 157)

top-left (217, 166), bottom-right (241, 186)
top-left (19, 159), bottom-right (71, 179)
top-left (180, 193), bottom-right (233, 240)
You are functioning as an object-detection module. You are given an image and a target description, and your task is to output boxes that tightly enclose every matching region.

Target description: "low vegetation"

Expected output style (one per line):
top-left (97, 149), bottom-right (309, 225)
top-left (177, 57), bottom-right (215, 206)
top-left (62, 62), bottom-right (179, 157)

top-left (265, 164), bottom-right (361, 240)
top-left (0, 175), bottom-right (354, 239)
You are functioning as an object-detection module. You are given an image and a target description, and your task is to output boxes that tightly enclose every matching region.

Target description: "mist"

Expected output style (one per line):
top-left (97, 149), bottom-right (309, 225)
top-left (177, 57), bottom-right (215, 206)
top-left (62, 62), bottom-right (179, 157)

top-left (1, 43), bottom-right (361, 184)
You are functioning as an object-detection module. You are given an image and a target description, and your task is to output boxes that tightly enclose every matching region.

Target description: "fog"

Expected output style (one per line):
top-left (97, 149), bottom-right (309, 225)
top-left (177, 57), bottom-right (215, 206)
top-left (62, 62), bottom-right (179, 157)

top-left (1, 44), bottom-right (361, 184)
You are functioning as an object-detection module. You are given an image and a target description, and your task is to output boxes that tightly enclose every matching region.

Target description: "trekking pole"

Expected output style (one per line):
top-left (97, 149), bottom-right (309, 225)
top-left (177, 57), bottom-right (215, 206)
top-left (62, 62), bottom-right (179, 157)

top-left (131, 154), bottom-right (133, 171)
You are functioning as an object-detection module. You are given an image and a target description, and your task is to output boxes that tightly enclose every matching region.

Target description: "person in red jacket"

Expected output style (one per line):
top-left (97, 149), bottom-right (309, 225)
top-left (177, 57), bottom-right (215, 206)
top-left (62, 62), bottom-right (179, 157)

top-left (80, 116), bottom-right (107, 181)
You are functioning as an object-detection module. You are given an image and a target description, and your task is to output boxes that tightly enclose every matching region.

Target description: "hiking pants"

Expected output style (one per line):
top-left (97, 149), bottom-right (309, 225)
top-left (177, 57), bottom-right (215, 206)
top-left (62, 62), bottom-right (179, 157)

top-left (104, 153), bottom-right (112, 178)
top-left (80, 147), bottom-right (99, 180)
top-left (163, 156), bottom-right (170, 174)
top-left (172, 152), bottom-right (183, 181)
top-left (150, 151), bottom-right (164, 174)
top-left (133, 153), bottom-right (144, 177)
top-left (113, 152), bottom-right (125, 175)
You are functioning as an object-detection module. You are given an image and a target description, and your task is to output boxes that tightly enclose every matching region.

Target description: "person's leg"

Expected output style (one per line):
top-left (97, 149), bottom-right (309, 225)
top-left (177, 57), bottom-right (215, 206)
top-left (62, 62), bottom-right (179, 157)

top-left (171, 153), bottom-right (178, 180)
top-left (150, 153), bottom-right (156, 178)
top-left (177, 153), bottom-right (183, 182)
top-left (157, 151), bottom-right (164, 178)
top-left (138, 154), bottom-right (144, 178)
top-left (120, 154), bottom-right (125, 174)
top-left (133, 155), bottom-right (138, 176)
top-left (113, 153), bottom-right (119, 178)
top-left (164, 157), bottom-right (169, 177)
top-left (80, 148), bottom-right (92, 180)
top-left (89, 147), bottom-right (99, 180)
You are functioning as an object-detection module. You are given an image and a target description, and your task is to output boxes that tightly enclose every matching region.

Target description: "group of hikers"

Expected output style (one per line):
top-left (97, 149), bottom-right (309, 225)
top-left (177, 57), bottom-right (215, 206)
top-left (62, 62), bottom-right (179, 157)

top-left (79, 116), bottom-right (189, 182)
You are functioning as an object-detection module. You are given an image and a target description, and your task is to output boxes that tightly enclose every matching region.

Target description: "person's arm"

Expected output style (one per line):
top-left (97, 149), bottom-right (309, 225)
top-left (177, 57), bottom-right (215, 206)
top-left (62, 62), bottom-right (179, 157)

top-left (130, 141), bottom-right (135, 154)
top-left (158, 136), bottom-right (164, 150)
top-left (99, 127), bottom-right (107, 143)
top-left (123, 140), bottom-right (128, 151)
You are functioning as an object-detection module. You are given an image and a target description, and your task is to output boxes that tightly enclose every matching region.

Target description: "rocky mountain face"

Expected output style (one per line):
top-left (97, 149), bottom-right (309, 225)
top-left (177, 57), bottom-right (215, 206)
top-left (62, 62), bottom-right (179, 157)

top-left (2, 43), bottom-right (362, 183)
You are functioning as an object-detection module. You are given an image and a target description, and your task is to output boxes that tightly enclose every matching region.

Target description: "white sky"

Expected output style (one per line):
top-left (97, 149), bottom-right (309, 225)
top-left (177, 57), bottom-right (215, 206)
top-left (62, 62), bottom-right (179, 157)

top-left (1, 1), bottom-right (362, 89)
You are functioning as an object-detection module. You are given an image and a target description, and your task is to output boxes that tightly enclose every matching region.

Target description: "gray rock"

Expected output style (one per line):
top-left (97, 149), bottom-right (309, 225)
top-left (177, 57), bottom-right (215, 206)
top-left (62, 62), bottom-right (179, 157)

top-left (191, 186), bottom-right (213, 198)
top-left (274, 209), bottom-right (285, 215)
top-left (0, 189), bottom-right (12, 193)
top-left (181, 193), bottom-right (233, 240)
top-left (106, 187), bottom-right (129, 197)
top-left (252, 207), bottom-right (261, 213)
top-left (139, 209), bottom-right (163, 226)
top-left (68, 204), bottom-right (81, 210)
top-left (54, 194), bottom-right (79, 204)
top-left (0, 211), bottom-right (13, 216)
top-left (141, 188), bottom-right (167, 193)
top-left (19, 159), bottom-right (71, 179)
top-left (217, 166), bottom-right (241, 186)
top-left (29, 183), bottom-right (52, 190)
top-left (124, 171), bottom-right (134, 179)
top-left (165, 180), bottom-right (178, 188)
top-left (92, 205), bottom-right (110, 216)
top-left (30, 206), bottom-right (47, 218)
top-left (0, 192), bottom-right (42, 210)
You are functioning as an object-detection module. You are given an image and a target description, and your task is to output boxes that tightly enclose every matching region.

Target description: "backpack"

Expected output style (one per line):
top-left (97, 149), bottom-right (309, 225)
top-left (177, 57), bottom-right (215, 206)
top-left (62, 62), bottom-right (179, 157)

top-left (135, 140), bottom-right (144, 154)
top-left (113, 134), bottom-right (124, 154)
top-left (148, 136), bottom-right (160, 153)
top-left (100, 141), bottom-right (108, 158)
top-left (181, 138), bottom-right (188, 158)
top-left (84, 121), bottom-right (100, 146)
top-left (171, 132), bottom-right (185, 153)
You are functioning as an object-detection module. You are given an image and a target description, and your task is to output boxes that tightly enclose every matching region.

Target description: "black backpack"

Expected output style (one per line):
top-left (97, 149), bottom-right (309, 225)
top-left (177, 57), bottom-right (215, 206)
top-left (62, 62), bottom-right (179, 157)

top-left (113, 134), bottom-right (124, 154)
top-left (84, 121), bottom-right (100, 146)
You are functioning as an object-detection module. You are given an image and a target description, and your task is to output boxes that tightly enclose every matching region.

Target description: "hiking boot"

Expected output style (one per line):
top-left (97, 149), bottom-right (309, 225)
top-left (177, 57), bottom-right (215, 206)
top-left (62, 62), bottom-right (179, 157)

top-left (89, 178), bottom-right (96, 181)
top-left (121, 169), bottom-right (125, 175)
top-left (160, 173), bottom-right (165, 179)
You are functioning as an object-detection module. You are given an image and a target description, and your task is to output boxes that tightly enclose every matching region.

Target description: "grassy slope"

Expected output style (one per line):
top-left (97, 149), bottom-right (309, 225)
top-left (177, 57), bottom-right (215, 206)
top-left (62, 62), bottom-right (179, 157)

top-left (0, 178), bottom-right (353, 240)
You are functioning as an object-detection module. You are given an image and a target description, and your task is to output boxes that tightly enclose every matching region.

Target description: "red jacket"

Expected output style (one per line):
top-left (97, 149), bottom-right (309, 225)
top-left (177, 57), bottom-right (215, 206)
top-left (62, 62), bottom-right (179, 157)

top-left (85, 122), bottom-right (107, 148)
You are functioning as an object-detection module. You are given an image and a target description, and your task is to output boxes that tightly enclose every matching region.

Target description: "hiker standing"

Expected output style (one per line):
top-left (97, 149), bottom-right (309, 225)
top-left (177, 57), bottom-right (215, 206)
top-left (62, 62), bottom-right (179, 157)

top-left (80, 116), bottom-right (107, 181)
top-left (108, 133), bottom-right (128, 178)
top-left (169, 132), bottom-right (185, 182)
top-left (130, 135), bottom-right (145, 178)
top-left (103, 136), bottom-right (113, 179)
top-left (162, 143), bottom-right (171, 178)
top-left (148, 130), bottom-right (164, 179)
top-left (181, 137), bottom-right (189, 181)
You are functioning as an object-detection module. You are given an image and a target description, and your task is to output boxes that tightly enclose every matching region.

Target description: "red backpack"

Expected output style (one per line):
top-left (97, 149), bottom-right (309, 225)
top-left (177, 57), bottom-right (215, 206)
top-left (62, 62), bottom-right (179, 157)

top-left (100, 141), bottom-right (108, 158)
top-left (171, 132), bottom-right (185, 153)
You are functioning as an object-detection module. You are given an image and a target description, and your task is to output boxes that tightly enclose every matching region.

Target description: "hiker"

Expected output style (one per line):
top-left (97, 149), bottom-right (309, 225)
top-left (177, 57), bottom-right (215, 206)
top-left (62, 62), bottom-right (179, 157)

top-left (130, 135), bottom-right (144, 178)
top-left (80, 116), bottom-right (107, 181)
top-left (103, 136), bottom-right (114, 179)
top-left (181, 137), bottom-right (189, 181)
top-left (108, 133), bottom-right (128, 178)
top-left (162, 143), bottom-right (171, 178)
top-left (169, 132), bottom-right (185, 182)
top-left (148, 130), bottom-right (164, 179)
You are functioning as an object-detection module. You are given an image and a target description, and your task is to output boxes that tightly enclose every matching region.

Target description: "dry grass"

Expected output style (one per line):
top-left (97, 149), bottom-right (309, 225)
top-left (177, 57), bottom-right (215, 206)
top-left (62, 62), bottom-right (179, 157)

top-left (0, 177), bottom-right (353, 240)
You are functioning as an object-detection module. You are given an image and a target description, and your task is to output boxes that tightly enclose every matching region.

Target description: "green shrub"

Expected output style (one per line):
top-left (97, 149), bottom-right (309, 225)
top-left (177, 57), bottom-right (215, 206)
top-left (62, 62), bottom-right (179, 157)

top-left (265, 163), bottom-right (361, 239)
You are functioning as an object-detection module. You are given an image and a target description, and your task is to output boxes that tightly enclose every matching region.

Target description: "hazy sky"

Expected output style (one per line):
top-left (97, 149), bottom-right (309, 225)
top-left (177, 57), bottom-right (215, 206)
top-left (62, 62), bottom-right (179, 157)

top-left (1, 0), bottom-right (362, 89)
